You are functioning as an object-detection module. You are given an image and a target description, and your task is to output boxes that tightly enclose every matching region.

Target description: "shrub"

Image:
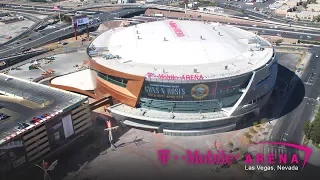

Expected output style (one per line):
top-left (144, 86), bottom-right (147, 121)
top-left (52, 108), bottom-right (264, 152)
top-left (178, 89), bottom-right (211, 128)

top-left (249, 127), bottom-right (258, 134)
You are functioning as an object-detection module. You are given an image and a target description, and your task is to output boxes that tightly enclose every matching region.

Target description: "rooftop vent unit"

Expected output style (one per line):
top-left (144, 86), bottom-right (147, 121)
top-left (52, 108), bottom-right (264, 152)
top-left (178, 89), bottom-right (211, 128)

top-left (248, 37), bottom-right (259, 44)
top-left (213, 27), bottom-right (216, 31)
top-left (200, 36), bottom-right (205, 40)
top-left (162, 69), bottom-right (166, 74)
top-left (225, 65), bottom-right (228, 70)
top-left (194, 68), bottom-right (198, 73)
top-left (251, 46), bottom-right (262, 51)
top-left (103, 54), bottom-right (120, 59)
top-left (163, 37), bottom-right (167, 41)
top-left (137, 36), bottom-right (141, 40)
top-left (169, 114), bottom-right (175, 119)
top-left (218, 32), bottom-right (221, 36)
top-left (136, 30), bottom-right (139, 34)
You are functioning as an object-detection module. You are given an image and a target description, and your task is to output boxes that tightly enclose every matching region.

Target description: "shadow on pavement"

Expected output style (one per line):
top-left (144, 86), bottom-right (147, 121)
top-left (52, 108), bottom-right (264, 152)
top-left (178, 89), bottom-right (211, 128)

top-left (236, 64), bottom-right (305, 129)
top-left (294, 161), bottom-right (320, 179)
top-left (6, 111), bottom-right (131, 180)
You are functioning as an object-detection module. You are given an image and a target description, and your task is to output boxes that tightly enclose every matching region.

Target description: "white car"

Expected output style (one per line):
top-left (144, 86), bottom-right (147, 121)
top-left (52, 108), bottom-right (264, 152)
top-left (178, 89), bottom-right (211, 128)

top-left (316, 54), bottom-right (319, 58)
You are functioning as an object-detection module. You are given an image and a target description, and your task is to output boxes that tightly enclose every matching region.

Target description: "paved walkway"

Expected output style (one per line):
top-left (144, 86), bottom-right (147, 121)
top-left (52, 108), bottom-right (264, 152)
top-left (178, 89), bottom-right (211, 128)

top-left (64, 128), bottom-right (254, 180)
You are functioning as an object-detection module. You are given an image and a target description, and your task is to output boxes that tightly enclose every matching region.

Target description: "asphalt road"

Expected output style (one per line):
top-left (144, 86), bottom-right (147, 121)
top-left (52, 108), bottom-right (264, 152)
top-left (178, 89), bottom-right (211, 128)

top-left (265, 48), bottom-right (320, 178)
top-left (0, 8), bottom-right (145, 58)
top-left (218, 1), bottom-right (320, 28)
top-left (271, 49), bottom-right (320, 144)
top-left (0, 24), bottom-right (70, 53)
top-left (161, 16), bottom-right (320, 40)
top-left (234, 24), bottom-right (320, 40)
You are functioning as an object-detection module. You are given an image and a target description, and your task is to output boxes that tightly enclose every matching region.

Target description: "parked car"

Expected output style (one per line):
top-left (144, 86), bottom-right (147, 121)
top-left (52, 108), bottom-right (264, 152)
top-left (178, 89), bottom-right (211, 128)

top-left (15, 122), bottom-right (31, 131)
top-left (5, 77), bottom-right (13, 81)
top-left (37, 115), bottom-right (45, 119)
top-left (43, 113), bottom-right (50, 117)
top-left (31, 117), bottom-right (41, 123)
top-left (0, 113), bottom-right (10, 121)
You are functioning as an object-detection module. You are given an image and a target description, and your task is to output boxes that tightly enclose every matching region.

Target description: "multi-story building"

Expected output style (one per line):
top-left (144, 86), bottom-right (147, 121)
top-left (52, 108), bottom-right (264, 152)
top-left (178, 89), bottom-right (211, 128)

top-left (275, 5), bottom-right (296, 16)
top-left (286, 10), bottom-right (320, 21)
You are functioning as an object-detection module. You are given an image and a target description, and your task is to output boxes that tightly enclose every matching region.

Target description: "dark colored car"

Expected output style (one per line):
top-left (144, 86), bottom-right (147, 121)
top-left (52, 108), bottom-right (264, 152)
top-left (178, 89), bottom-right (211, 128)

top-left (15, 122), bottom-right (31, 131)
top-left (43, 113), bottom-right (50, 117)
top-left (0, 113), bottom-right (10, 121)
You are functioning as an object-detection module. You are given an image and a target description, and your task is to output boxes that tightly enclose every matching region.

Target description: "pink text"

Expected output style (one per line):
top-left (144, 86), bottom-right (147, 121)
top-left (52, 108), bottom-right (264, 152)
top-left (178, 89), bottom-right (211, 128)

top-left (146, 72), bottom-right (204, 81)
top-left (168, 21), bottom-right (185, 37)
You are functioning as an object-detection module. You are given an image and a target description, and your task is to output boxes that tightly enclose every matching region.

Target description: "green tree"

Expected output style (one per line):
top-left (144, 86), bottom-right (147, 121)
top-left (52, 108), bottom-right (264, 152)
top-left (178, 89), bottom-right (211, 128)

top-left (303, 121), bottom-right (311, 139)
top-left (303, 2), bottom-right (308, 8)
top-left (314, 15), bottom-right (320, 22)
top-left (310, 119), bottom-right (320, 144)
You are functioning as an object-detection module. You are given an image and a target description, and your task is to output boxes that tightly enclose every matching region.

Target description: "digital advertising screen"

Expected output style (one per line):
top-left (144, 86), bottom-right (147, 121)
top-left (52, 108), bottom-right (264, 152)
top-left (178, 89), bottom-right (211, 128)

top-left (72, 15), bottom-right (89, 27)
top-left (141, 75), bottom-right (251, 101)
top-left (46, 118), bottom-right (66, 148)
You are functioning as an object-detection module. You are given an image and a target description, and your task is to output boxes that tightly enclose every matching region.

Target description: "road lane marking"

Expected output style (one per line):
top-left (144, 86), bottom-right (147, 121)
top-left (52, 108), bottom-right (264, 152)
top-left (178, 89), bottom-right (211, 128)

top-left (305, 82), bottom-right (314, 86)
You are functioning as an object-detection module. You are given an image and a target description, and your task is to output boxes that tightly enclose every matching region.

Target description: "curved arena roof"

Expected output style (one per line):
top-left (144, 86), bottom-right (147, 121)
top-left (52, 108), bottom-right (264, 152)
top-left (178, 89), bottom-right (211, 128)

top-left (90, 20), bottom-right (274, 80)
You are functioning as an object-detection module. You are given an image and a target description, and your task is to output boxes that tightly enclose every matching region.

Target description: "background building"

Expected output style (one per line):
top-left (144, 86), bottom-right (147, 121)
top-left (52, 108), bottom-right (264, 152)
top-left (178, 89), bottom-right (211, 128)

top-left (275, 5), bottom-right (296, 16)
top-left (285, 0), bottom-right (302, 6)
top-left (286, 10), bottom-right (320, 21)
top-left (307, 3), bottom-right (320, 12)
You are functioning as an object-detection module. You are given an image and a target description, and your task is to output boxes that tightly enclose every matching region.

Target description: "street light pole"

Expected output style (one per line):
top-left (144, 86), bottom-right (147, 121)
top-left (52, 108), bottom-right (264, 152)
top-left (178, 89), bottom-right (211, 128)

top-left (104, 120), bottom-right (119, 150)
top-left (59, 10), bottom-right (61, 24)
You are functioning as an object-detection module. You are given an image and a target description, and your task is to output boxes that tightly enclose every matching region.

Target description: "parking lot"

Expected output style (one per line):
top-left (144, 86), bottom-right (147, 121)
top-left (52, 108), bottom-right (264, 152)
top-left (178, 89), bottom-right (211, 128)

top-left (7, 50), bottom-right (89, 81)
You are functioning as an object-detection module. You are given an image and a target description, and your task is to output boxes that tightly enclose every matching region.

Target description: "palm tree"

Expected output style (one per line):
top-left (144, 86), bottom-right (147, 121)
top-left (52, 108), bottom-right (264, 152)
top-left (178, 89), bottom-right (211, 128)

top-left (35, 160), bottom-right (58, 180)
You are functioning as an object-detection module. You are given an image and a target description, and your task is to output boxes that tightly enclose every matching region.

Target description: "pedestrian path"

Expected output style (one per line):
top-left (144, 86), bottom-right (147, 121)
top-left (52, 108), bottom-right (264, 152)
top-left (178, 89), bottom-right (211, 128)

top-left (262, 145), bottom-right (298, 162)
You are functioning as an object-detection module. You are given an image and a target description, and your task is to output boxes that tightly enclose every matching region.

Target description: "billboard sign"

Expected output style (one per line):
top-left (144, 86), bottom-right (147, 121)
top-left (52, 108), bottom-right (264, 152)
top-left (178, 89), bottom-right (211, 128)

top-left (52, 6), bottom-right (60, 10)
top-left (46, 114), bottom-right (75, 148)
top-left (62, 114), bottom-right (74, 139)
top-left (46, 118), bottom-right (66, 148)
top-left (141, 82), bottom-right (215, 101)
top-left (141, 74), bottom-right (251, 101)
top-left (72, 15), bottom-right (89, 27)
top-left (0, 137), bottom-right (27, 173)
